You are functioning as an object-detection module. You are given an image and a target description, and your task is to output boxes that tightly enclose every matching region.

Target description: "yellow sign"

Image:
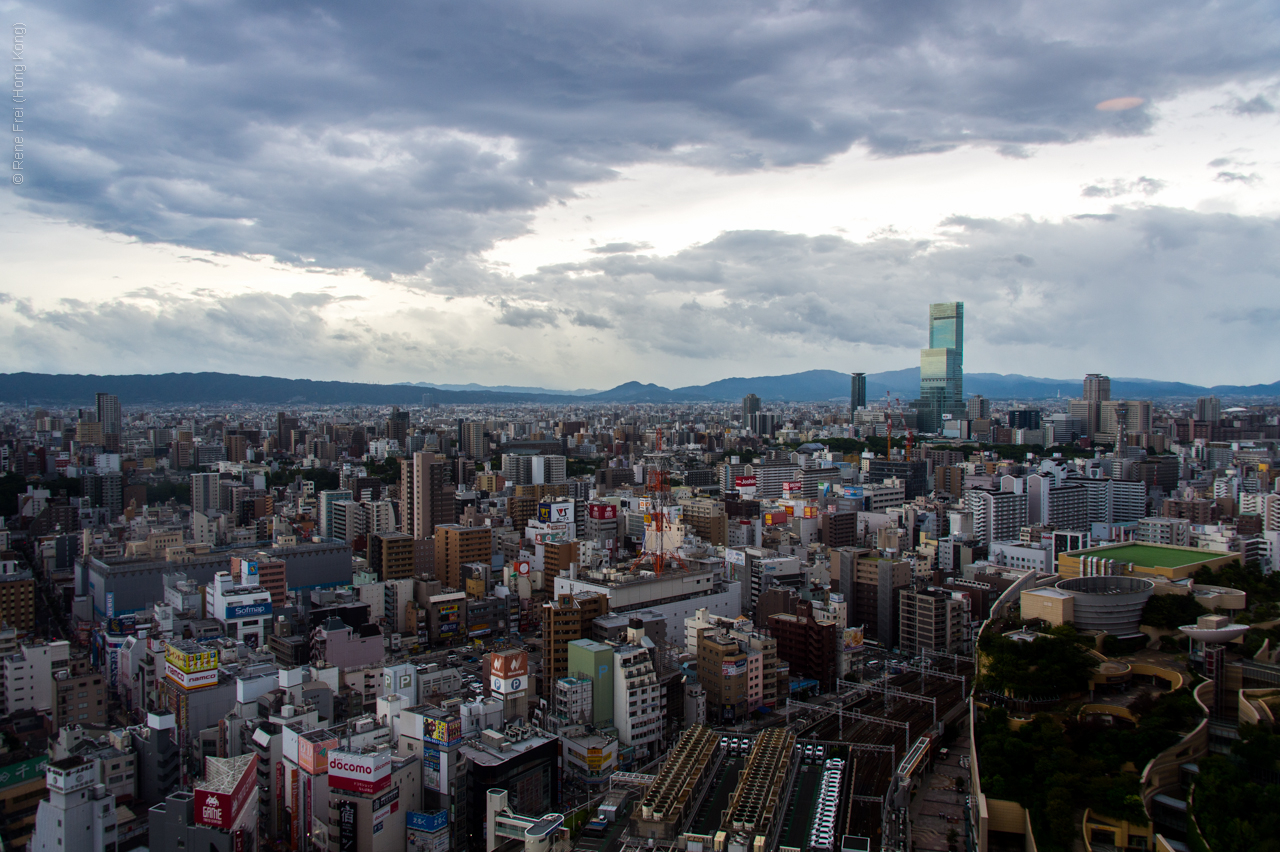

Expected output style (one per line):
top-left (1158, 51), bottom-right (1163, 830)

top-left (165, 643), bottom-right (218, 674)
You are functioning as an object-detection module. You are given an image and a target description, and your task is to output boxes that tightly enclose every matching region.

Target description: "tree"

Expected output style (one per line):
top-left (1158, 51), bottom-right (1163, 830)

top-left (1141, 594), bottom-right (1210, 630)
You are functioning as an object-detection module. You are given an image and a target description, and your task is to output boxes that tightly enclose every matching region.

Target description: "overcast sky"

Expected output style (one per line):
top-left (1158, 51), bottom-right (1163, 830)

top-left (2, 0), bottom-right (1279, 390)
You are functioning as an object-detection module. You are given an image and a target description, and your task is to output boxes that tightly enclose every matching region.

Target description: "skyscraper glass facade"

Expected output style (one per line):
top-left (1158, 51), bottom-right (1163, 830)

top-left (917, 302), bottom-right (964, 432)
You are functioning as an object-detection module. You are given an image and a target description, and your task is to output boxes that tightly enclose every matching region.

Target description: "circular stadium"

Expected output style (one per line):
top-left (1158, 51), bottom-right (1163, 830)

top-left (1055, 576), bottom-right (1155, 636)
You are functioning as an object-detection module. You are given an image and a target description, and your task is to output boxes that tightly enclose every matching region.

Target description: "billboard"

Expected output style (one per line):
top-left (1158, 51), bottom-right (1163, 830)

top-left (166, 661), bottom-right (218, 690)
top-left (194, 754), bottom-right (260, 830)
top-left (408, 811), bottom-right (449, 833)
top-left (372, 787), bottom-right (399, 823)
top-left (843, 627), bottom-right (865, 653)
top-left (298, 735), bottom-right (339, 775)
top-left (226, 601), bottom-right (272, 620)
top-left (425, 717), bottom-right (462, 749)
top-left (588, 503), bottom-right (617, 520)
top-left (842, 485), bottom-right (863, 499)
top-left (723, 549), bottom-right (746, 566)
top-left (166, 642), bottom-right (218, 674)
top-left (538, 502), bottom-right (574, 524)
top-left (515, 560), bottom-right (531, 576)
top-left (236, 557), bottom-right (259, 586)
top-left (328, 750), bottom-right (392, 796)
top-left (762, 512), bottom-right (788, 526)
top-left (423, 747), bottom-right (447, 793)
top-left (782, 480), bottom-right (804, 495)
top-left (337, 801), bottom-right (357, 852)
top-left (0, 755), bottom-right (47, 791)
top-left (489, 650), bottom-right (528, 680)
top-left (721, 660), bottom-right (748, 678)
top-left (734, 476), bottom-right (757, 489)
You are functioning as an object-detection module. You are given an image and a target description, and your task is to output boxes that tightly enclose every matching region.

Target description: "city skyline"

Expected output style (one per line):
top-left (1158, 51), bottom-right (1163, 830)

top-left (2, 3), bottom-right (1280, 388)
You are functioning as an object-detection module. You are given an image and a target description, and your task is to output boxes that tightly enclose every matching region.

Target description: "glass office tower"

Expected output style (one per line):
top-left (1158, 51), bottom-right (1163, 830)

top-left (917, 302), bottom-right (964, 432)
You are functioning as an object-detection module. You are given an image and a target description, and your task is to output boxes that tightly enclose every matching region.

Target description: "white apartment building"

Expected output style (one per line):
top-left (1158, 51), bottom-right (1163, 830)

top-left (205, 567), bottom-right (273, 648)
top-left (0, 641), bottom-right (70, 715)
top-left (964, 478), bottom-right (1028, 545)
top-left (1239, 493), bottom-right (1280, 531)
top-left (1137, 517), bottom-right (1192, 547)
top-left (613, 644), bottom-right (662, 763)
top-left (30, 757), bottom-right (118, 852)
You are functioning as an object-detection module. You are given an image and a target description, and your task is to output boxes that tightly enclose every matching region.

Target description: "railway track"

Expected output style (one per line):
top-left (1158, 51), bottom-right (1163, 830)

top-left (795, 662), bottom-right (974, 841)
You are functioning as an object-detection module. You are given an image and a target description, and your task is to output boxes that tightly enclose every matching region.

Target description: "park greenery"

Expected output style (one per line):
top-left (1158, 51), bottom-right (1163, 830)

top-left (977, 629), bottom-right (1097, 699)
top-left (978, 688), bottom-right (1201, 852)
top-left (1141, 594), bottom-right (1210, 630)
top-left (1194, 560), bottom-right (1280, 605)
top-left (1191, 724), bottom-right (1280, 852)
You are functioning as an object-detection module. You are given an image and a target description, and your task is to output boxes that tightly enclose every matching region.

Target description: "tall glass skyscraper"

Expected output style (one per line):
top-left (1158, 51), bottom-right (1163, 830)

top-left (917, 302), bottom-right (964, 432)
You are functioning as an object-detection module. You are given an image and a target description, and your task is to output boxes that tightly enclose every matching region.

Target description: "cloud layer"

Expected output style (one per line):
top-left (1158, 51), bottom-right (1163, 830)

top-left (5, 206), bottom-right (1279, 385)
top-left (13, 0), bottom-right (1280, 278)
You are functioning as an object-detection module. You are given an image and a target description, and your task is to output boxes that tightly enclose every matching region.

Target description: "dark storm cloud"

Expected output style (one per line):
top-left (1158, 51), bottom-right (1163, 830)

top-left (11, 0), bottom-right (1280, 276)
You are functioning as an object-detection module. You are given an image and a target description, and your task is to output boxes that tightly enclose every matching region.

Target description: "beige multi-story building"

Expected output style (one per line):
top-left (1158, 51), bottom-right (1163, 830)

top-left (52, 657), bottom-right (108, 729)
top-left (401, 451), bottom-right (455, 540)
top-left (541, 592), bottom-right (609, 694)
top-left (369, 531), bottom-right (416, 581)
top-left (433, 525), bottom-right (491, 591)
top-left (697, 631), bottom-right (749, 723)
top-left (898, 588), bottom-right (965, 655)
top-left (679, 497), bottom-right (728, 546)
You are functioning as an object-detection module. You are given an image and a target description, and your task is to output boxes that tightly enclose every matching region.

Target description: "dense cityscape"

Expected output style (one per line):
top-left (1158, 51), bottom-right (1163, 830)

top-left (9, 0), bottom-right (1280, 850)
top-left (0, 301), bottom-right (1276, 852)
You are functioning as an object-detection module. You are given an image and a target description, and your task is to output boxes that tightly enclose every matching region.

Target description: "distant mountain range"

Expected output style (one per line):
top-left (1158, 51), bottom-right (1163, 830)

top-left (1, 369), bottom-right (1278, 406)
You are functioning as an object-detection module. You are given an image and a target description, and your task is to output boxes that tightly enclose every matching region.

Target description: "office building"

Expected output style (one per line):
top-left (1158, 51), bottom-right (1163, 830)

top-left (767, 601), bottom-right (840, 693)
top-left (741, 393), bottom-right (761, 427)
top-left (403, 451), bottom-right (455, 539)
top-left (541, 592), bottom-right (610, 691)
top-left (318, 489), bottom-right (354, 540)
top-left (1195, 395), bottom-right (1221, 423)
top-left (30, 757), bottom-right (117, 852)
top-left (52, 657), bottom-right (107, 728)
top-left (460, 422), bottom-right (487, 459)
top-left (95, 392), bottom-right (122, 451)
top-left (847, 554), bottom-right (912, 645)
top-left (1083, 373), bottom-right (1111, 403)
top-left (433, 524), bottom-right (492, 590)
top-left (368, 531), bottom-right (416, 581)
top-left (917, 301), bottom-right (964, 432)
top-left (325, 748), bottom-right (422, 852)
top-left (1007, 409), bottom-right (1042, 431)
top-left (460, 726), bottom-right (559, 852)
top-left (966, 394), bottom-right (991, 420)
top-left (386, 406), bottom-right (411, 448)
top-left (898, 588), bottom-right (965, 655)
top-left (697, 631), bottom-right (749, 722)
top-left (850, 372), bottom-right (866, 415)
top-left (191, 472), bottom-right (219, 515)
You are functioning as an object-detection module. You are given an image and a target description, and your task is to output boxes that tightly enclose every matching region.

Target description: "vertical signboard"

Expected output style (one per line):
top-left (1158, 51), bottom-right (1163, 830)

top-left (337, 801), bottom-right (357, 852)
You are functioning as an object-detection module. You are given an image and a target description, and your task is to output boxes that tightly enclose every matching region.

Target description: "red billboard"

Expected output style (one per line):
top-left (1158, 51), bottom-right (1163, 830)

top-left (734, 476), bottom-right (756, 488)
top-left (194, 754), bottom-right (260, 830)
top-left (588, 503), bottom-right (617, 520)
